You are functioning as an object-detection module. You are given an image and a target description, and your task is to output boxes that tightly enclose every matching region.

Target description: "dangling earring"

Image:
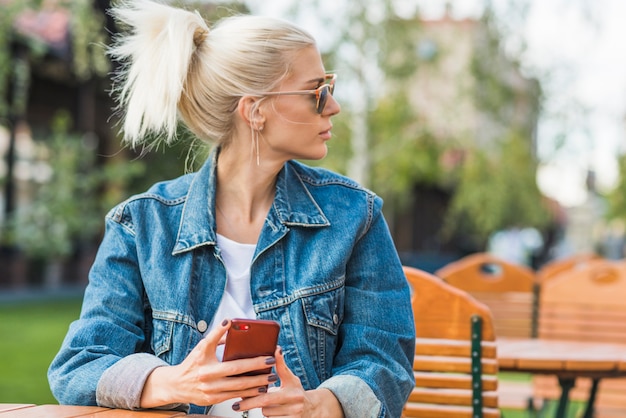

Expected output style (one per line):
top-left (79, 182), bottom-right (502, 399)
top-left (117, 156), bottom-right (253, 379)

top-left (249, 102), bottom-right (263, 166)
top-left (253, 125), bottom-right (263, 166)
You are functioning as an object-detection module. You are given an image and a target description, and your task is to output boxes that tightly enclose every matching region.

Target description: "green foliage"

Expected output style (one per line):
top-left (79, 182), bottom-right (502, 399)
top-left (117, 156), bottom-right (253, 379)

top-left (68, 0), bottom-right (110, 81)
top-left (445, 133), bottom-right (550, 244)
top-left (123, 126), bottom-right (210, 195)
top-left (369, 94), bottom-right (442, 208)
top-left (0, 1), bottom-right (30, 120)
top-left (378, 17), bottom-right (422, 79)
top-left (5, 111), bottom-right (146, 260)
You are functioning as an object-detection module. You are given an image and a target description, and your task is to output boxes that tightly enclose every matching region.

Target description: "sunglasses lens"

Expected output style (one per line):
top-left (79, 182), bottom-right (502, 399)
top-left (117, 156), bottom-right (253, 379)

top-left (317, 85), bottom-right (332, 114)
top-left (317, 88), bottom-right (326, 114)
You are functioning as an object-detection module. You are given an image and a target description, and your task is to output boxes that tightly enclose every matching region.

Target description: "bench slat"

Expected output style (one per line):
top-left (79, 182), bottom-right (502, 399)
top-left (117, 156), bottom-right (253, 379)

top-left (414, 372), bottom-right (498, 391)
top-left (408, 388), bottom-right (498, 408)
top-left (403, 402), bottom-right (501, 418)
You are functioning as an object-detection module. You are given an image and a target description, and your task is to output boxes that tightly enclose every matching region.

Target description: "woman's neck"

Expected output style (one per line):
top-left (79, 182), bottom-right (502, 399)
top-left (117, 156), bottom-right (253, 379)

top-left (214, 146), bottom-right (280, 244)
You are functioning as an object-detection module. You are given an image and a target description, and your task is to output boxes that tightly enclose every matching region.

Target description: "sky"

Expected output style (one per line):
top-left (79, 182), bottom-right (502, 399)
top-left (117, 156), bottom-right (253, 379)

top-left (252, 0), bottom-right (626, 208)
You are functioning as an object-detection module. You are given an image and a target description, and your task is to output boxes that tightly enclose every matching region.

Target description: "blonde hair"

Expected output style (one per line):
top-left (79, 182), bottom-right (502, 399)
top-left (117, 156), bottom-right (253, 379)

top-left (108, 0), bottom-right (316, 149)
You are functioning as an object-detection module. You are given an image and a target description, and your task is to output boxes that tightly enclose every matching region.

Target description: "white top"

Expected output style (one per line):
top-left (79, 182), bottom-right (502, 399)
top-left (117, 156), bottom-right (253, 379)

top-left (210, 233), bottom-right (257, 351)
top-left (209, 234), bottom-right (264, 418)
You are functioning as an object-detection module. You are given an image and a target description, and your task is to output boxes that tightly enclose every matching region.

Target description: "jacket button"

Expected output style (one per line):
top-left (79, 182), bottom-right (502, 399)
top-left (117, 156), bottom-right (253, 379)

top-left (197, 320), bottom-right (208, 333)
top-left (333, 314), bottom-right (339, 324)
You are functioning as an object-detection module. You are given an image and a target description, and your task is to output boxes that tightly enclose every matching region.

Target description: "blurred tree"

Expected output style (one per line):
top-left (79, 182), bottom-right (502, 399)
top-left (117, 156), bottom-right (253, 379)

top-left (442, 4), bottom-right (551, 245)
top-left (368, 94), bottom-right (443, 209)
top-left (445, 132), bottom-right (550, 247)
top-left (5, 111), bottom-right (145, 284)
top-left (6, 112), bottom-right (106, 259)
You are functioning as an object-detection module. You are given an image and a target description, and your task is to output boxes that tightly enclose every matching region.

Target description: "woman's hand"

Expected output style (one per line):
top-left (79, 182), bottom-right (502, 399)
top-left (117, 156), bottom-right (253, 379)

top-left (140, 319), bottom-right (277, 408)
top-left (234, 346), bottom-right (345, 418)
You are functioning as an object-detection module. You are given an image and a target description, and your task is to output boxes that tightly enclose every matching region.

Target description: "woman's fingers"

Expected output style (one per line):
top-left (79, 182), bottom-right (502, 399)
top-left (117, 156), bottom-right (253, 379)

top-left (273, 346), bottom-right (300, 387)
top-left (204, 319), bottom-right (231, 353)
top-left (189, 318), bottom-right (231, 367)
top-left (234, 347), bottom-right (306, 416)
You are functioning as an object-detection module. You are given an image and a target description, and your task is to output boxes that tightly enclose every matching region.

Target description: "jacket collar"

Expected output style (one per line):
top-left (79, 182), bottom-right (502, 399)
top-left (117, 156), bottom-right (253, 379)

top-left (173, 148), bottom-right (329, 255)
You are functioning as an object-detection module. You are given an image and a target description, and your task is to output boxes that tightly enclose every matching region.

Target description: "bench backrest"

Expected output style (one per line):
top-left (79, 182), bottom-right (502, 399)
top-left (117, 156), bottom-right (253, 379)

top-left (539, 259), bottom-right (626, 342)
top-left (435, 253), bottom-right (537, 338)
top-left (536, 252), bottom-right (601, 283)
top-left (403, 266), bottom-right (501, 418)
top-left (534, 259), bottom-right (626, 411)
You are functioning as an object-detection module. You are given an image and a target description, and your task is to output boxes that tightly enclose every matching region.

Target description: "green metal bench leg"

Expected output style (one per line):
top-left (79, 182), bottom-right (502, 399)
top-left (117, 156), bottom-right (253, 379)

top-left (555, 377), bottom-right (575, 418)
top-left (582, 378), bottom-right (600, 418)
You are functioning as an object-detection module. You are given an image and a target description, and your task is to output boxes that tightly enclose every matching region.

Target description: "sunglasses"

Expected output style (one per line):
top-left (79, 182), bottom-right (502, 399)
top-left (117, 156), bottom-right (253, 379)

top-left (260, 74), bottom-right (336, 114)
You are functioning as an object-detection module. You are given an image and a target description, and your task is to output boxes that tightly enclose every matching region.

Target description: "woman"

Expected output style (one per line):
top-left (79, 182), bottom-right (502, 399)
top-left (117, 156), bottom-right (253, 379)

top-left (48, 0), bottom-right (415, 416)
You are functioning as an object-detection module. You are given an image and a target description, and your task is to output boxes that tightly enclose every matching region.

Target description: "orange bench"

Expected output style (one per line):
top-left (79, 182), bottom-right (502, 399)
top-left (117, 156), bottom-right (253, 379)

top-left (403, 266), bottom-right (501, 418)
top-left (435, 253), bottom-right (537, 339)
top-left (533, 259), bottom-right (626, 417)
top-left (536, 252), bottom-right (601, 283)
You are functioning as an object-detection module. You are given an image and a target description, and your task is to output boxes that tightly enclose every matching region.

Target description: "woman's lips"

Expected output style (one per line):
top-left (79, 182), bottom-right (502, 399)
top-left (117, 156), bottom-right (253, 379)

top-left (320, 126), bottom-right (332, 140)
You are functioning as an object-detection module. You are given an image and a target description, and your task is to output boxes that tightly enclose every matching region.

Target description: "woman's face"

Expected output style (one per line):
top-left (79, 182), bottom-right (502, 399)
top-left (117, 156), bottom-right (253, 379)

top-left (259, 46), bottom-right (341, 162)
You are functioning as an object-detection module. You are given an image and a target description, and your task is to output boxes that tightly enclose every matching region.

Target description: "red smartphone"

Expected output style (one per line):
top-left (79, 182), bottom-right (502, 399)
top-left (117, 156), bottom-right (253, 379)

top-left (222, 318), bottom-right (280, 376)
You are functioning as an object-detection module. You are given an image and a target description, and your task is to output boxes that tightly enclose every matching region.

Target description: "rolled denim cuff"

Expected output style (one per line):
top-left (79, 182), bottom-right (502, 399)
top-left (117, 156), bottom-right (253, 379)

top-left (318, 374), bottom-right (383, 418)
top-left (96, 353), bottom-right (188, 412)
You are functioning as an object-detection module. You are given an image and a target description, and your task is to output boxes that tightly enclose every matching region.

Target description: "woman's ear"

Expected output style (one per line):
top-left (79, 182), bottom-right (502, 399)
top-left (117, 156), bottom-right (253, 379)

top-left (237, 95), bottom-right (266, 131)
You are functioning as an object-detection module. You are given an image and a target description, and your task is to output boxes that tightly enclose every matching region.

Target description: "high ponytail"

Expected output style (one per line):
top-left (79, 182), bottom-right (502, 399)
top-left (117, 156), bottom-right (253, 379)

top-left (108, 0), bottom-right (316, 149)
top-left (108, 0), bottom-right (208, 148)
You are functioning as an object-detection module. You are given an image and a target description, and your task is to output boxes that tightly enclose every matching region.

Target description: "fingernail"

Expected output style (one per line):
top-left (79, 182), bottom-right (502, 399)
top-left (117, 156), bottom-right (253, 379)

top-left (221, 319), bottom-right (228, 326)
top-left (265, 357), bottom-right (276, 365)
top-left (278, 346), bottom-right (283, 355)
top-left (258, 386), bottom-right (267, 393)
top-left (232, 402), bottom-right (240, 411)
top-left (268, 374), bottom-right (278, 382)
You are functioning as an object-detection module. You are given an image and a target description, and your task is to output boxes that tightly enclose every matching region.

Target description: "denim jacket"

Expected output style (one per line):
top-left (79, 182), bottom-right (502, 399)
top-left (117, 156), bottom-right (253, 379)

top-left (48, 149), bottom-right (415, 417)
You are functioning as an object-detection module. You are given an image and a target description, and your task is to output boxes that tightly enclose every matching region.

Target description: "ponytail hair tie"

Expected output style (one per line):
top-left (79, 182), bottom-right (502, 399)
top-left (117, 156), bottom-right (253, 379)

top-left (193, 28), bottom-right (208, 47)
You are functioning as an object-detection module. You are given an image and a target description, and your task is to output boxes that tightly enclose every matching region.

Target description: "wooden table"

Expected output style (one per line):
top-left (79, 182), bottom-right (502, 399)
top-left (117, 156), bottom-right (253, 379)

top-left (0, 404), bottom-right (224, 417)
top-left (497, 337), bottom-right (626, 418)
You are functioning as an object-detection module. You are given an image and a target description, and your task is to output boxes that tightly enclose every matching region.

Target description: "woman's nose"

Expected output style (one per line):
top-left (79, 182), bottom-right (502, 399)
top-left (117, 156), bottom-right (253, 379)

top-left (323, 94), bottom-right (341, 116)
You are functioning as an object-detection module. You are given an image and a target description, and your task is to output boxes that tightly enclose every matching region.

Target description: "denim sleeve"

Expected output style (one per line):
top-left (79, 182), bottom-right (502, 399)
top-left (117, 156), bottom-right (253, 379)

top-left (331, 195), bottom-right (416, 418)
top-left (48, 213), bottom-right (159, 408)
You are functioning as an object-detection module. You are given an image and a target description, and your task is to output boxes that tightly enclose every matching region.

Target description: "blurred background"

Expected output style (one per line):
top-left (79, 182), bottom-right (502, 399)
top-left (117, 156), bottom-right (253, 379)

top-left (0, 0), bottom-right (625, 412)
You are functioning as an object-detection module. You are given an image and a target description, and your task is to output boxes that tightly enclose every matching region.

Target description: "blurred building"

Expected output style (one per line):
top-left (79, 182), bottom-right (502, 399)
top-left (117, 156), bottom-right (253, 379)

top-left (389, 6), bottom-right (547, 271)
top-left (407, 10), bottom-right (540, 151)
top-left (0, 0), bottom-right (116, 288)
